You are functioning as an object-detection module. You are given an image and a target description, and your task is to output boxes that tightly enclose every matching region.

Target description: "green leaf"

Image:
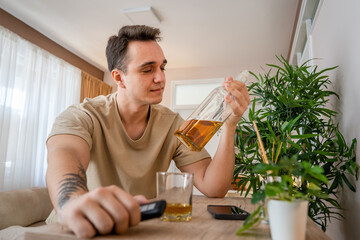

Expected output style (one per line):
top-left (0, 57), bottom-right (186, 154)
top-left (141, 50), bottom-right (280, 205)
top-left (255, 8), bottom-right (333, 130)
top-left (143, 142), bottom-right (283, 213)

top-left (302, 161), bottom-right (311, 169)
top-left (281, 121), bottom-right (289, 131)
top-left (287, 138), bottom-right (302, 149)
top-left (349, 159), bottom-right (359, 175)
top-left (251, 190), bottom-right (266, 204)
top-left (341, 174), bottom-right (356, 192)
top-left (267, 121), bottom-right (277, 140)
top-left (308, 182), bottom-right (321, 191)
top-left (236, 204), bottom-right (264, 235)
top-left (329, 175), bottom-right (339, 192)
top-left (335, 129), bottom-right (345, 155)
top-left (311, 173), bottom-right (328, 184)
top-left (310, 166), bottom-right (324, 174)
top-left (345, 162), bottom-right (354, 175)
top-left (287, 114), bottom-right (303, 131)
top-left (252, 163), bottom-right (273, 174)
top-left (265, 184), bottom-right (283, 196)
top-left (314, 151), bottom-right (337, 157)
top-left (290, 134), bottom-right (318, 139)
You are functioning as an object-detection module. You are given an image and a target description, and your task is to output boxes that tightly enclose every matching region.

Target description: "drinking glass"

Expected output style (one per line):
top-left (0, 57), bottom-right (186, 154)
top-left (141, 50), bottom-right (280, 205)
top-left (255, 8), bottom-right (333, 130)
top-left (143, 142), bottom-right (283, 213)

top-left (156, 172), bottom-right (194, 222)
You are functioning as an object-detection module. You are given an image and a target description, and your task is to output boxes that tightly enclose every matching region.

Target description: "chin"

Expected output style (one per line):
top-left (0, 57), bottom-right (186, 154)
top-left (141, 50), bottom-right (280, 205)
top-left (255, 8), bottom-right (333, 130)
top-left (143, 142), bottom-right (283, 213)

top-left (147, 94), bottom-right (163, 105)
top-left (152, 98), bottom-right (162, 104)
top-left (144, 97), bottom-right (162, 105)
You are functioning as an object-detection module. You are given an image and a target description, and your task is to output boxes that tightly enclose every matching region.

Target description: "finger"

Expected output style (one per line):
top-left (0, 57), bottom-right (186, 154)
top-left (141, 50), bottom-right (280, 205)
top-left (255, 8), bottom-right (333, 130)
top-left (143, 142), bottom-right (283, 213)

top-left (226, 88), bottom-right (249, 115)
top-left (228, 95), bottom-right (249, 116)
top-left (90, 189), bottom-right (130, 234)
top-left (134, 195), bottom-right (149, 205)
top-left (225, 95), bottom-right (242, 116)
top-left (112, 202), bottom-right (130, 234)
top-left (59, 200), bottom-right (97, 238)
top-left (224, 80), bottom-right (247, 94)
top-left (230, 86), bottom-right (250, 108)
top-left (89, 186), bottom-right (133, 234)
top-left (109, 186), bottom-right (142, 227)
top-left (69, 214), bottom-right (97, 238)
top-left (226, 80), bottom-right (250, 105)
top-left (224, 76), bottom-right (234, 83)
top-left (80, 200), bottom-right (114, 235)
top-left (97, 188), bottom-right (142, 234)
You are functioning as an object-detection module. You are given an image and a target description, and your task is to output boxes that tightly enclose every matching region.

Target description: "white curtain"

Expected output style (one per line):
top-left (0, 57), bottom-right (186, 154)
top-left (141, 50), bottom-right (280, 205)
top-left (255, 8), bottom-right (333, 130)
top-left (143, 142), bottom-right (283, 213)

top-left (0, 26), bottom-right (81, 191)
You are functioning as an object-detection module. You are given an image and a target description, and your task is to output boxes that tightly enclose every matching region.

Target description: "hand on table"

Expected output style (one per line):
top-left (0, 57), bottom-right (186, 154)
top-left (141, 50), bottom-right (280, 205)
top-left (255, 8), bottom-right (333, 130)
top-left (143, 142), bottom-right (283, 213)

top-left (58, 185), bottom-right (149, 238)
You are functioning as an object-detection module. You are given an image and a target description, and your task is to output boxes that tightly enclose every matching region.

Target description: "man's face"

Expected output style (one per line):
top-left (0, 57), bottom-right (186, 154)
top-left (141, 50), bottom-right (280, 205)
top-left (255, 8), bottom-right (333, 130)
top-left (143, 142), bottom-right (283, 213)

top-left (120, 40), bottom-right (167, 105)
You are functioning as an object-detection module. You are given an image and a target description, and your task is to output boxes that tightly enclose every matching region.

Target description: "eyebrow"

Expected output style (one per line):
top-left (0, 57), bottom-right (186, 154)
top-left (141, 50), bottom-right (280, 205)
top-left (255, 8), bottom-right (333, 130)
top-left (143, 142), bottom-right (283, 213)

top-left (138, 59), bottom-right (167, 68)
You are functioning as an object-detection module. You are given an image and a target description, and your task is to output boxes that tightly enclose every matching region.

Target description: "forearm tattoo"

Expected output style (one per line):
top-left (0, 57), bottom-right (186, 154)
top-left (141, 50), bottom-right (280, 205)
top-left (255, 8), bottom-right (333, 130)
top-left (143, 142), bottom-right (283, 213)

top-left (57, 165), bottom-right (88, 209)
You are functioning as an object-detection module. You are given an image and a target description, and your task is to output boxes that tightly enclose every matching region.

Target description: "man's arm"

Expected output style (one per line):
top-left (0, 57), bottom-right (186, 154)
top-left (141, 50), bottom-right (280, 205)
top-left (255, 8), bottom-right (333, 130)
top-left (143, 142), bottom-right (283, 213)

top-left (46, 135), bottom-right (148, 238)
top-left (179, 77), bottom-right (250, 197)
top-left (46, 135), bottom-right (90, 211)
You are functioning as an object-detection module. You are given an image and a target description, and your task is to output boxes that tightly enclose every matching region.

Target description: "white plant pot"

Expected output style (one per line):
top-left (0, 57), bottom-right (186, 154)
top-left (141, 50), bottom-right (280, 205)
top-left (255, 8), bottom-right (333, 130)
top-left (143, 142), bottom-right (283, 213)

top-left (267, 199), bottom-right (309, 240)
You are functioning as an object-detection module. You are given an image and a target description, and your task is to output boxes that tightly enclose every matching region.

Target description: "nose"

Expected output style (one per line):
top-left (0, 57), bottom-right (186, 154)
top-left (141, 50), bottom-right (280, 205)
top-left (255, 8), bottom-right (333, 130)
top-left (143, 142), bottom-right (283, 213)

top-left (154, 68), bottom-right (166, 83)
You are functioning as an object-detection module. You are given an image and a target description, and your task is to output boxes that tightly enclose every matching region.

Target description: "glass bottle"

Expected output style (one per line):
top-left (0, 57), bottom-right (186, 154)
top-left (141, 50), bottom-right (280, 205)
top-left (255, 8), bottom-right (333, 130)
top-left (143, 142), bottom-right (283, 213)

top-left (174, 86), bottom-right (232, 151)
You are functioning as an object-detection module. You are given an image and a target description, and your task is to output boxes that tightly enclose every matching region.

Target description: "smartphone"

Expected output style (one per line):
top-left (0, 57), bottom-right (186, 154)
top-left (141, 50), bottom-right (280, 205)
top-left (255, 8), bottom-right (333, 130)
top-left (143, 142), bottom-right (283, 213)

top-left (207, 205), bottom-right (250, 220)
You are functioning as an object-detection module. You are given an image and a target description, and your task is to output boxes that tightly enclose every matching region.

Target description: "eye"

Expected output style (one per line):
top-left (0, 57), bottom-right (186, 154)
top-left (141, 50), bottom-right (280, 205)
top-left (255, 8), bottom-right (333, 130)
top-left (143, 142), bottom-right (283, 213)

top-left (142, 68), bottom-right (153, 73)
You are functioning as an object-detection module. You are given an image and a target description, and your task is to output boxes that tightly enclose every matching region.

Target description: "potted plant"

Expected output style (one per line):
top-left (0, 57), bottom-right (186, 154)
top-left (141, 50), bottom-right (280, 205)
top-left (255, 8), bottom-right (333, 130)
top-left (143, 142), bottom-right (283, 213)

top-left (236, 153), bottom-right (328, 239)
top-left (233, 56), bottom-right (359, 232)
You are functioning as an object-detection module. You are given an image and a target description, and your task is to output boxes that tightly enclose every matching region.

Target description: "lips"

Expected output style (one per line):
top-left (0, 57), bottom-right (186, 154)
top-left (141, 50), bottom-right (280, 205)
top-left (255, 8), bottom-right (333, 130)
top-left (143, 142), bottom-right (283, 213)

top-left (151, 87), bottom-right (164, 92)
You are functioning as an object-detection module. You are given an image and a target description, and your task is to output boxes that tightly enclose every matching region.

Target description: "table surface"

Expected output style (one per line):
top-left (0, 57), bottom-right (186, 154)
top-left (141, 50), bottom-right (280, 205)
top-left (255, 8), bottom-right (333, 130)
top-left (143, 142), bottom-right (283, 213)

top-left (24, 195), bottom-right (330, 240)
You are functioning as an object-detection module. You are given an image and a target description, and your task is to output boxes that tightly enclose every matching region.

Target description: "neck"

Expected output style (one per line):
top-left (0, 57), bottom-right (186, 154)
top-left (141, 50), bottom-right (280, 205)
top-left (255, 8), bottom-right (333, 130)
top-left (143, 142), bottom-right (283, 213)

top-left (116, 92), bottom-right (150, 140)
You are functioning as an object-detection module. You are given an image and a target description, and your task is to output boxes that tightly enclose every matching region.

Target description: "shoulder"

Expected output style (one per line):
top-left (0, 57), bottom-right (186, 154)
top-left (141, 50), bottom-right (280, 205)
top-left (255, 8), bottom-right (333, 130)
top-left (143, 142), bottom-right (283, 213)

top-left (149, 104), bottom-right (184, 133)
top-left (82, 93), bottom-right (116, 110)
top-left (150, 104), bottom-right (183, 122)
top-left (151, 104), bottom-right (178, 116)
top-left (59, 93), bottom-right (116, 123)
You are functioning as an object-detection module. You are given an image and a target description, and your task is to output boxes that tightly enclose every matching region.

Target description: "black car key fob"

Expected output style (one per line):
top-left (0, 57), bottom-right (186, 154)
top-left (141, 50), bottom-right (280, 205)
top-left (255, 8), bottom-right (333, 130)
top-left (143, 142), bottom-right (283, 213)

top-left (140, 200), bottom-right (167, 221)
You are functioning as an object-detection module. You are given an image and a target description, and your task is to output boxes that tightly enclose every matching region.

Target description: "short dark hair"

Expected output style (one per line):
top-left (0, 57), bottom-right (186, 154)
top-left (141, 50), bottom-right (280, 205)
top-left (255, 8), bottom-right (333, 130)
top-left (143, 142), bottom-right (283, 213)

top-left (106, 25), bottom-right (161, 73)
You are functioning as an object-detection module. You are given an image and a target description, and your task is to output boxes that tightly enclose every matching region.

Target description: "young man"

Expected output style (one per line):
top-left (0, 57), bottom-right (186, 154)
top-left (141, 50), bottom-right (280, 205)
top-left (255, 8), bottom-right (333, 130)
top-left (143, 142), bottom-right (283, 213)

top-left (46, 25), bottom-right (250, 238)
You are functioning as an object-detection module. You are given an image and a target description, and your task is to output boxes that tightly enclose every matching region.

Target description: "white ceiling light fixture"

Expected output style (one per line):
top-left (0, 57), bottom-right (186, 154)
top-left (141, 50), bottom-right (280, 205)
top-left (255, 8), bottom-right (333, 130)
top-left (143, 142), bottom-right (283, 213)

top-left (123, 6), bottom-right (161, 25)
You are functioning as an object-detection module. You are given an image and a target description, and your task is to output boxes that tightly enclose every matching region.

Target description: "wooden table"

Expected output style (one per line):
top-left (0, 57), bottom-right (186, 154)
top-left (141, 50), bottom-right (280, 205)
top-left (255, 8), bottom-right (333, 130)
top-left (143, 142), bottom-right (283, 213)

top-left (23, 196), bottom-right (330, 240)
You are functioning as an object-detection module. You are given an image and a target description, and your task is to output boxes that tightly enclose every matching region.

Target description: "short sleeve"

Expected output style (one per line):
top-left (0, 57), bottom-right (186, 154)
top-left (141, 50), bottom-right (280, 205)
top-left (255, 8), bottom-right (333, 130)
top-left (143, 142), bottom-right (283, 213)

top-left (47, 104), bottom-right (94, 149)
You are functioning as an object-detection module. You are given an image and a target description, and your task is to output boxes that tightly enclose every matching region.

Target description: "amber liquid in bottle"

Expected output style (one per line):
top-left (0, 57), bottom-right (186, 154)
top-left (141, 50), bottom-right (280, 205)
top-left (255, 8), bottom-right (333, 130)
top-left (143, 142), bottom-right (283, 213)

top-left (174, 119), bottom-right (223, 151)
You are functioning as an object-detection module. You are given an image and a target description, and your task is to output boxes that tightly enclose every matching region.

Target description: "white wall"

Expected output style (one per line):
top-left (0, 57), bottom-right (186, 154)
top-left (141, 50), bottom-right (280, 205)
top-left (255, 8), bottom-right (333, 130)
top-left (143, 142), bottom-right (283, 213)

top-left (311, 1), bottom-right (360, 239)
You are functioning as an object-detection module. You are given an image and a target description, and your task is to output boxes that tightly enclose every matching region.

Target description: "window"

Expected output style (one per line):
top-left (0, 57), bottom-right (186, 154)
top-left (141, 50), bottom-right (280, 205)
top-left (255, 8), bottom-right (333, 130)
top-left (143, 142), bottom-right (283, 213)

top-left (171, 78), bottom-right (224, 110)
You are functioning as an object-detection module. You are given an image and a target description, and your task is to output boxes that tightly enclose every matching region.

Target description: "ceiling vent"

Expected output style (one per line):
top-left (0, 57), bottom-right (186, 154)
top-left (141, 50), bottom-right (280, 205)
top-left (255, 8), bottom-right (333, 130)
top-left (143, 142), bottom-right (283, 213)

top-left (123, 6), bottom-right (161, 25)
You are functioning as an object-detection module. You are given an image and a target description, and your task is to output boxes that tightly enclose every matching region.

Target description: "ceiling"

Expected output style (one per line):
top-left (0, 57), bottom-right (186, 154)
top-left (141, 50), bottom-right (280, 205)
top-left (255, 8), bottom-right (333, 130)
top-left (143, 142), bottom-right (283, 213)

top-left (0, 0), bottom-right (300, 73)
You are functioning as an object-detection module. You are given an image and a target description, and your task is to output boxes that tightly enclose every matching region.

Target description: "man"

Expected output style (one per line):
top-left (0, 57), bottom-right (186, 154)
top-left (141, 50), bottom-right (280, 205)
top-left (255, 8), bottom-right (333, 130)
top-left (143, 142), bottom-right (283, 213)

top-left (46, 25), bottom-right (250, 238)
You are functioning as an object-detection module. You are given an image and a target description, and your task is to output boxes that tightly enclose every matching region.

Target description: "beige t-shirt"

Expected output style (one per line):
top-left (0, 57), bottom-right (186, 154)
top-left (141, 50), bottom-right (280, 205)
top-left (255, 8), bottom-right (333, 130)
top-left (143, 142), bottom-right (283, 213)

top-left (48, 93), bottom-right (210, 198)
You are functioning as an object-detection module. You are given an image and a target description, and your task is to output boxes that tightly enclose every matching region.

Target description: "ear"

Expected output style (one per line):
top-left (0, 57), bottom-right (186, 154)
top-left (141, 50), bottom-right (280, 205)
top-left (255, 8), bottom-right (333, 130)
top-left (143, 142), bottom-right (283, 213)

top-left (111, 69), bottom-right (126, 88)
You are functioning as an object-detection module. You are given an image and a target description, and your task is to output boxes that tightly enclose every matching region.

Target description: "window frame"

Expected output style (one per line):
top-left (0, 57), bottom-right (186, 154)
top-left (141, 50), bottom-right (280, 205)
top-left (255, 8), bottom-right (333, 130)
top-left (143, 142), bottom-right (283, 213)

top-left (289, 0), bottom-right (323, 66)
top-left (171, 78), bottom-right (224, 110)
